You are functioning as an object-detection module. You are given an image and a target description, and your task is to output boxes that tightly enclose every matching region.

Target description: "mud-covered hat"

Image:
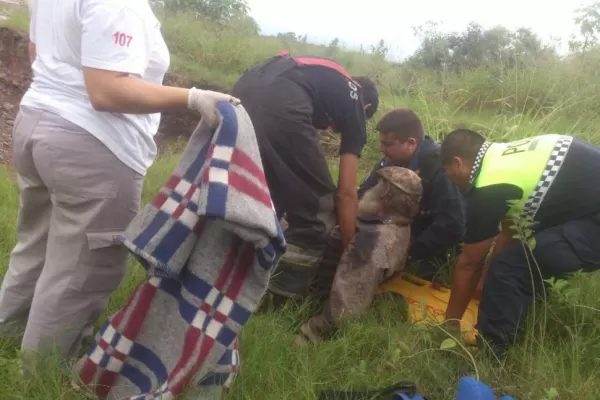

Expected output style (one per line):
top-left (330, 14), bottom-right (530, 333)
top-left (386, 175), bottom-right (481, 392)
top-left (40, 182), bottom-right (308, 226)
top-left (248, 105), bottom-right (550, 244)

top-left (375, 166), bottom-right (423, 217)
top-left (376, 166), bottom-right (422, 195)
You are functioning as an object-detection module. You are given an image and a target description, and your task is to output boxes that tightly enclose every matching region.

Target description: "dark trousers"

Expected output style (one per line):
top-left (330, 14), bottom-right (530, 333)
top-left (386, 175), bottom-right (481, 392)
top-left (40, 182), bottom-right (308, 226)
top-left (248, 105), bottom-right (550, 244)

top-left (409, 243), bottom-right (461, 282)
top-left (231, 60), bottom-right (338, 298)
top-left (477, 213), bottom-right (600, 355)
top-left (231, 60), bottom-right (337, 247)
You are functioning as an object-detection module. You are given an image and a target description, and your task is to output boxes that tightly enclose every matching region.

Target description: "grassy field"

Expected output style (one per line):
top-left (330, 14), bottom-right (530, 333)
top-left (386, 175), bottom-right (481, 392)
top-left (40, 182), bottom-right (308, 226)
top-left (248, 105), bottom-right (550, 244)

top-left (2, 5), bottom-right (600, 400)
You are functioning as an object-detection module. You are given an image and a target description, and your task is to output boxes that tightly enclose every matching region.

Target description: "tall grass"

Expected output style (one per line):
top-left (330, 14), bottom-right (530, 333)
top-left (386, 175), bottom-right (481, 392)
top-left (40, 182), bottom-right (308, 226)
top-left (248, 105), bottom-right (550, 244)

top-left (1, 5), bottom-right (600, 400)
top-left (1, 121), bottom-right (599, 399)
top-left (152, 10), bottom-right (600, 133)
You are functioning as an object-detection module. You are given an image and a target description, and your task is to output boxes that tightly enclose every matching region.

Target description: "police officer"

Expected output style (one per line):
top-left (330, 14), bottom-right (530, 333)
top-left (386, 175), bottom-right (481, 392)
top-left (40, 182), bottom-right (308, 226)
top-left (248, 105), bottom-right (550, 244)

top-left (358, 108), bottom-right (466, 280)
top-left (440, 129), bottom-right (600, 356)
top-left (231, 52), bottom-right (379, 299)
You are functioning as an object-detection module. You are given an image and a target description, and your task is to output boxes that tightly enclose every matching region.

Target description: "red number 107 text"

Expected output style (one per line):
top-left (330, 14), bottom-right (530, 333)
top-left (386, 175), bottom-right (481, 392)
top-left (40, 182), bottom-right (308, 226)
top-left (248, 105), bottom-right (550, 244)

top-left (113, 32), bottom-right (133, 47)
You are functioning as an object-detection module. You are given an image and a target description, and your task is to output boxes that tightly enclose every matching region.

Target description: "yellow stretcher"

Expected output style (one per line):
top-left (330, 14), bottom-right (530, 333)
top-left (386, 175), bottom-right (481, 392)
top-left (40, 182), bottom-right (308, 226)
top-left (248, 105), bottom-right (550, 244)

top-left (378, 274), bottom-right (480, 344)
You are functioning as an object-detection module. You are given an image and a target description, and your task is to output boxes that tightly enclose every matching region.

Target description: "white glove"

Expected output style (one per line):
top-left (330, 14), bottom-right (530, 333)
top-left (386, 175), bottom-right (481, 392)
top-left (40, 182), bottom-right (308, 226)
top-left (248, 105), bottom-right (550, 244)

top-left (187, 87), bottom-right (241, 127)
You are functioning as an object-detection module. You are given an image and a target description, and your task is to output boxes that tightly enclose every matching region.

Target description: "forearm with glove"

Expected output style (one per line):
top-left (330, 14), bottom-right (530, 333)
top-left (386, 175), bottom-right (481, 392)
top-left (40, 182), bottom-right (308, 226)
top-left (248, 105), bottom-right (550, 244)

top-left (188, 87), bottom-right (241, 127)
top-left (82, 67), bottom-right (239, 124)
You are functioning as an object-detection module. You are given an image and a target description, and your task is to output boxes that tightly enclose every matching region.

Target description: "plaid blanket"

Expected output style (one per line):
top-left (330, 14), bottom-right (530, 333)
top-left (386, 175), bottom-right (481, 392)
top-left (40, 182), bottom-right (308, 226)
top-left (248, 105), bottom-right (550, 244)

top-left (73, 102), bottom-right (287, 399)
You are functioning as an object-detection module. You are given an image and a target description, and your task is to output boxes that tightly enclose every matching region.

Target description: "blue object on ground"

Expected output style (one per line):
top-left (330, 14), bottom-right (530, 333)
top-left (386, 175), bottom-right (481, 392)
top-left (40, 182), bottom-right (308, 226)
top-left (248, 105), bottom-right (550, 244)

top-left (456, 376), bottom-right (516, 400)
top-left (394, 393), bottom-right (426, 400)
top-left (456, 377), bottom-right (495, 400)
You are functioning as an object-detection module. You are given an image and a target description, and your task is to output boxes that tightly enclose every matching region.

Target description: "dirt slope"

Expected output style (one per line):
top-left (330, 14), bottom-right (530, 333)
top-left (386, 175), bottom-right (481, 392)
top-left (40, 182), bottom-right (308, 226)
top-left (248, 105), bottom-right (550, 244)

top-left (0, 26), bottom-right (28, 165)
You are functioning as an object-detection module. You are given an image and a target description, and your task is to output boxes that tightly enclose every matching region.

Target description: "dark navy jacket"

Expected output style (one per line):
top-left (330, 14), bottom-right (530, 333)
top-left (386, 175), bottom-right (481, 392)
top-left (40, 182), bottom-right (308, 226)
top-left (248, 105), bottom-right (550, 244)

top-left (357, 136), bottom-right (466, 260)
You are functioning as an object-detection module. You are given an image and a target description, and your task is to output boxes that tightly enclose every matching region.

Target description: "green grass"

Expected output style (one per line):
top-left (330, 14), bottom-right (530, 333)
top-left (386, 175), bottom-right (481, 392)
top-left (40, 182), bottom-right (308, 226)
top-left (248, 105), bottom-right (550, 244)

top-left (0, 4), bottom-right (28, 33)
top-left (0, 97), bottom-right (599, 400)
top-left (2, 4), bottom-right (600, 400)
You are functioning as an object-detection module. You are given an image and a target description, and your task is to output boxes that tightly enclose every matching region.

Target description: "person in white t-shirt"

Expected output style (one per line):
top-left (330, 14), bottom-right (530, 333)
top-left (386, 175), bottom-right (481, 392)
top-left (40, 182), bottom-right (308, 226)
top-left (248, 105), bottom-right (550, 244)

top-left (0, 0), bottom-right (239, 369)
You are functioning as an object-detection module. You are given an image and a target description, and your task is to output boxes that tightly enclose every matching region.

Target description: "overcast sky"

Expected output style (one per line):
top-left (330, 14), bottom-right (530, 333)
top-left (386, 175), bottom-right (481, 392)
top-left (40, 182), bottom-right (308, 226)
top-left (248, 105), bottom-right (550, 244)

top-left (246, 0), bottom-right (595, 60)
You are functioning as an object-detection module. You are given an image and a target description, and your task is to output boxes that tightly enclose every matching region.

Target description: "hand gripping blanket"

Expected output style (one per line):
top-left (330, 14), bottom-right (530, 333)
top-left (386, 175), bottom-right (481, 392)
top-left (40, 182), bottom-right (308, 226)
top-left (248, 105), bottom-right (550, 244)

top-left (73, 102), bottom-right (287, 399)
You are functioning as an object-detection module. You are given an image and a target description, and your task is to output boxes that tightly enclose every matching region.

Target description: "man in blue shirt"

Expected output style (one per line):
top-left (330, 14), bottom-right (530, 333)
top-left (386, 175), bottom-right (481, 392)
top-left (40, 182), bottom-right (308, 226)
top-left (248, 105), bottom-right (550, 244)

top-left (358, 108), bottom-right (466, 280)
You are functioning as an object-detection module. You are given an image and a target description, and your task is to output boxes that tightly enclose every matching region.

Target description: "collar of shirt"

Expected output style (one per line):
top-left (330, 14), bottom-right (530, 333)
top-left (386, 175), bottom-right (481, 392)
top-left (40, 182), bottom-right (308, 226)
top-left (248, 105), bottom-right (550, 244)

top-left (408, 140), bottom-right (424, 172)
top-left (466, 141), bottom-right (492, 193)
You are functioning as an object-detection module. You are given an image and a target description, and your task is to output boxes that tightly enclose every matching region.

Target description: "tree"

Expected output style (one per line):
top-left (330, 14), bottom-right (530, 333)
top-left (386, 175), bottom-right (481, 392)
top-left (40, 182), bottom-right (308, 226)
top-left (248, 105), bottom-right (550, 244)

top-left (569, 2), bottom-right (600, 53)
top-left (326, 37), bottom-right (341, 57)
top-left (277, 32), bottom-right (299, 42)
top-left (409, 21), bottom-right (450, 71)
top-left (155, 0), bottom-right (253, 24)
top-left (408, 21), bottom-right (553, 72)
top-left (371, 39), bottom-right (388, 59)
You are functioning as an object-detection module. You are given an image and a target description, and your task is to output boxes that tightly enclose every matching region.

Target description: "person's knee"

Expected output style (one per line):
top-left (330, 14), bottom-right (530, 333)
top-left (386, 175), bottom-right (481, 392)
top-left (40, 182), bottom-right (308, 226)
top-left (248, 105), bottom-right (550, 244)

top-left (484, 242), bottom-right (530, 283)
top-left (480, 249), bottom-right (527, 314)
top-left (477, 243), bottom-right (537, 344)
top-left (535, 218), bottom-right (600, 277)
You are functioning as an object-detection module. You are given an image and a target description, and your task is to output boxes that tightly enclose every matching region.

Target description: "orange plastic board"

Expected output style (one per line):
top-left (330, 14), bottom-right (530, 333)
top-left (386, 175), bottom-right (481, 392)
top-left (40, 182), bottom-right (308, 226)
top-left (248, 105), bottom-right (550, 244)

top-left (378, 274), bottom-right (480, 344)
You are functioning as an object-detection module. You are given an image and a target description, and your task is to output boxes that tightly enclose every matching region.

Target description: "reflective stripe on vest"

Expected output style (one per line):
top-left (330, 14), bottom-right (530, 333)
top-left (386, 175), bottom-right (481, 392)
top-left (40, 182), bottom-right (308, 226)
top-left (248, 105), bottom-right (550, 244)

top-left (275, 50), bottom-right (357, 84)
top-left (475, 134), bottom-right (573, 219)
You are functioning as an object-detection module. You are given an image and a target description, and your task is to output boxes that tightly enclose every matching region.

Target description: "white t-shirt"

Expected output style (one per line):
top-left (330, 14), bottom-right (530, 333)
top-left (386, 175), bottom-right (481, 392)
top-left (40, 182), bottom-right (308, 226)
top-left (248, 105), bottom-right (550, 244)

top-left (22, 0), bottom-right (170, 176)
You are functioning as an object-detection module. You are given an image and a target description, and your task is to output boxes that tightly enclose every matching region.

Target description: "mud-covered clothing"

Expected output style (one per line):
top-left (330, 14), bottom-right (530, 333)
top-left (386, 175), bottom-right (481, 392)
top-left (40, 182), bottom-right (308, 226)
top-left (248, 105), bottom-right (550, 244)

top-left (231, 54), bottom-right (368, 250)
top-left (358, 137), bottom-right (466, 272)
top-left (300, 220), bottom-right (412, 341)
top-left (465, 135), bottom-right (600, 355)
top-left (298, 167), bottom-right (422, 341)
top-left (267, 231), bottom-right (343, 299)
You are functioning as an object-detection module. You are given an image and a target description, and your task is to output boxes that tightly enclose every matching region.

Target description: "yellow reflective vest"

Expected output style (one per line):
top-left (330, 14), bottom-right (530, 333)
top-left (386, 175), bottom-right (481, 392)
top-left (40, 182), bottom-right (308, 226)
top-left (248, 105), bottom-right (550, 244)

top-left (473, 134), bottom-right (573, 219)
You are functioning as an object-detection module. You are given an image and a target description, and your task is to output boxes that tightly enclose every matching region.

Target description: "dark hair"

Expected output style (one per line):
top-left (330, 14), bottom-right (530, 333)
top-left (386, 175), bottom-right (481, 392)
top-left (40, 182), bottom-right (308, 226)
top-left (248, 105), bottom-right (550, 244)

top-left (353, 76), bottom-right (379, 119)
top-left (375, 108), bottom-right (424, 143)
top-left (440, 129), bottom-right (486, 166)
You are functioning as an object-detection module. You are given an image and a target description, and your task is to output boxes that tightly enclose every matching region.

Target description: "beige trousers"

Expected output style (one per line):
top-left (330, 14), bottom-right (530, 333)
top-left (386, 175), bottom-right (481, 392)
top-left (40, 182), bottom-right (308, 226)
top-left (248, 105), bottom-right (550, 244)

top-left (0, 106), bottom-right (143, 365)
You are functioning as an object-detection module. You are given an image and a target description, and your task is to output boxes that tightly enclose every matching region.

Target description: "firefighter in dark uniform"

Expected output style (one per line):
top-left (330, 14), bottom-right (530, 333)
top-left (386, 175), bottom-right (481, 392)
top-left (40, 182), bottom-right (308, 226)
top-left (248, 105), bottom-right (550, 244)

top-left (358, 108), bottom-right (466, 280)
top-left (230, 52), bottom-right (379, 299)
top-left (441, 129), bottom-right (600, 356)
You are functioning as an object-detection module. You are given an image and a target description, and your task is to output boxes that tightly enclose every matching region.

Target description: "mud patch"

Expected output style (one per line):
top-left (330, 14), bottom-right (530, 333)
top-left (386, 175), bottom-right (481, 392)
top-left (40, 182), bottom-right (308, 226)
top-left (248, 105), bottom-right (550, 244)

top-left (0, 26), bottom-right (29, 165)
top-left (153, 72), bottom-right (231, 148)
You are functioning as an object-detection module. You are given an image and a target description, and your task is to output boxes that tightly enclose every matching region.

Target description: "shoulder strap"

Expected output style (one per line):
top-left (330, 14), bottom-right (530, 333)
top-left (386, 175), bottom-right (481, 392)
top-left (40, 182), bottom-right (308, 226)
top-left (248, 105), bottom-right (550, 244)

top-left (275, 50), bottom-right (356, 83)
